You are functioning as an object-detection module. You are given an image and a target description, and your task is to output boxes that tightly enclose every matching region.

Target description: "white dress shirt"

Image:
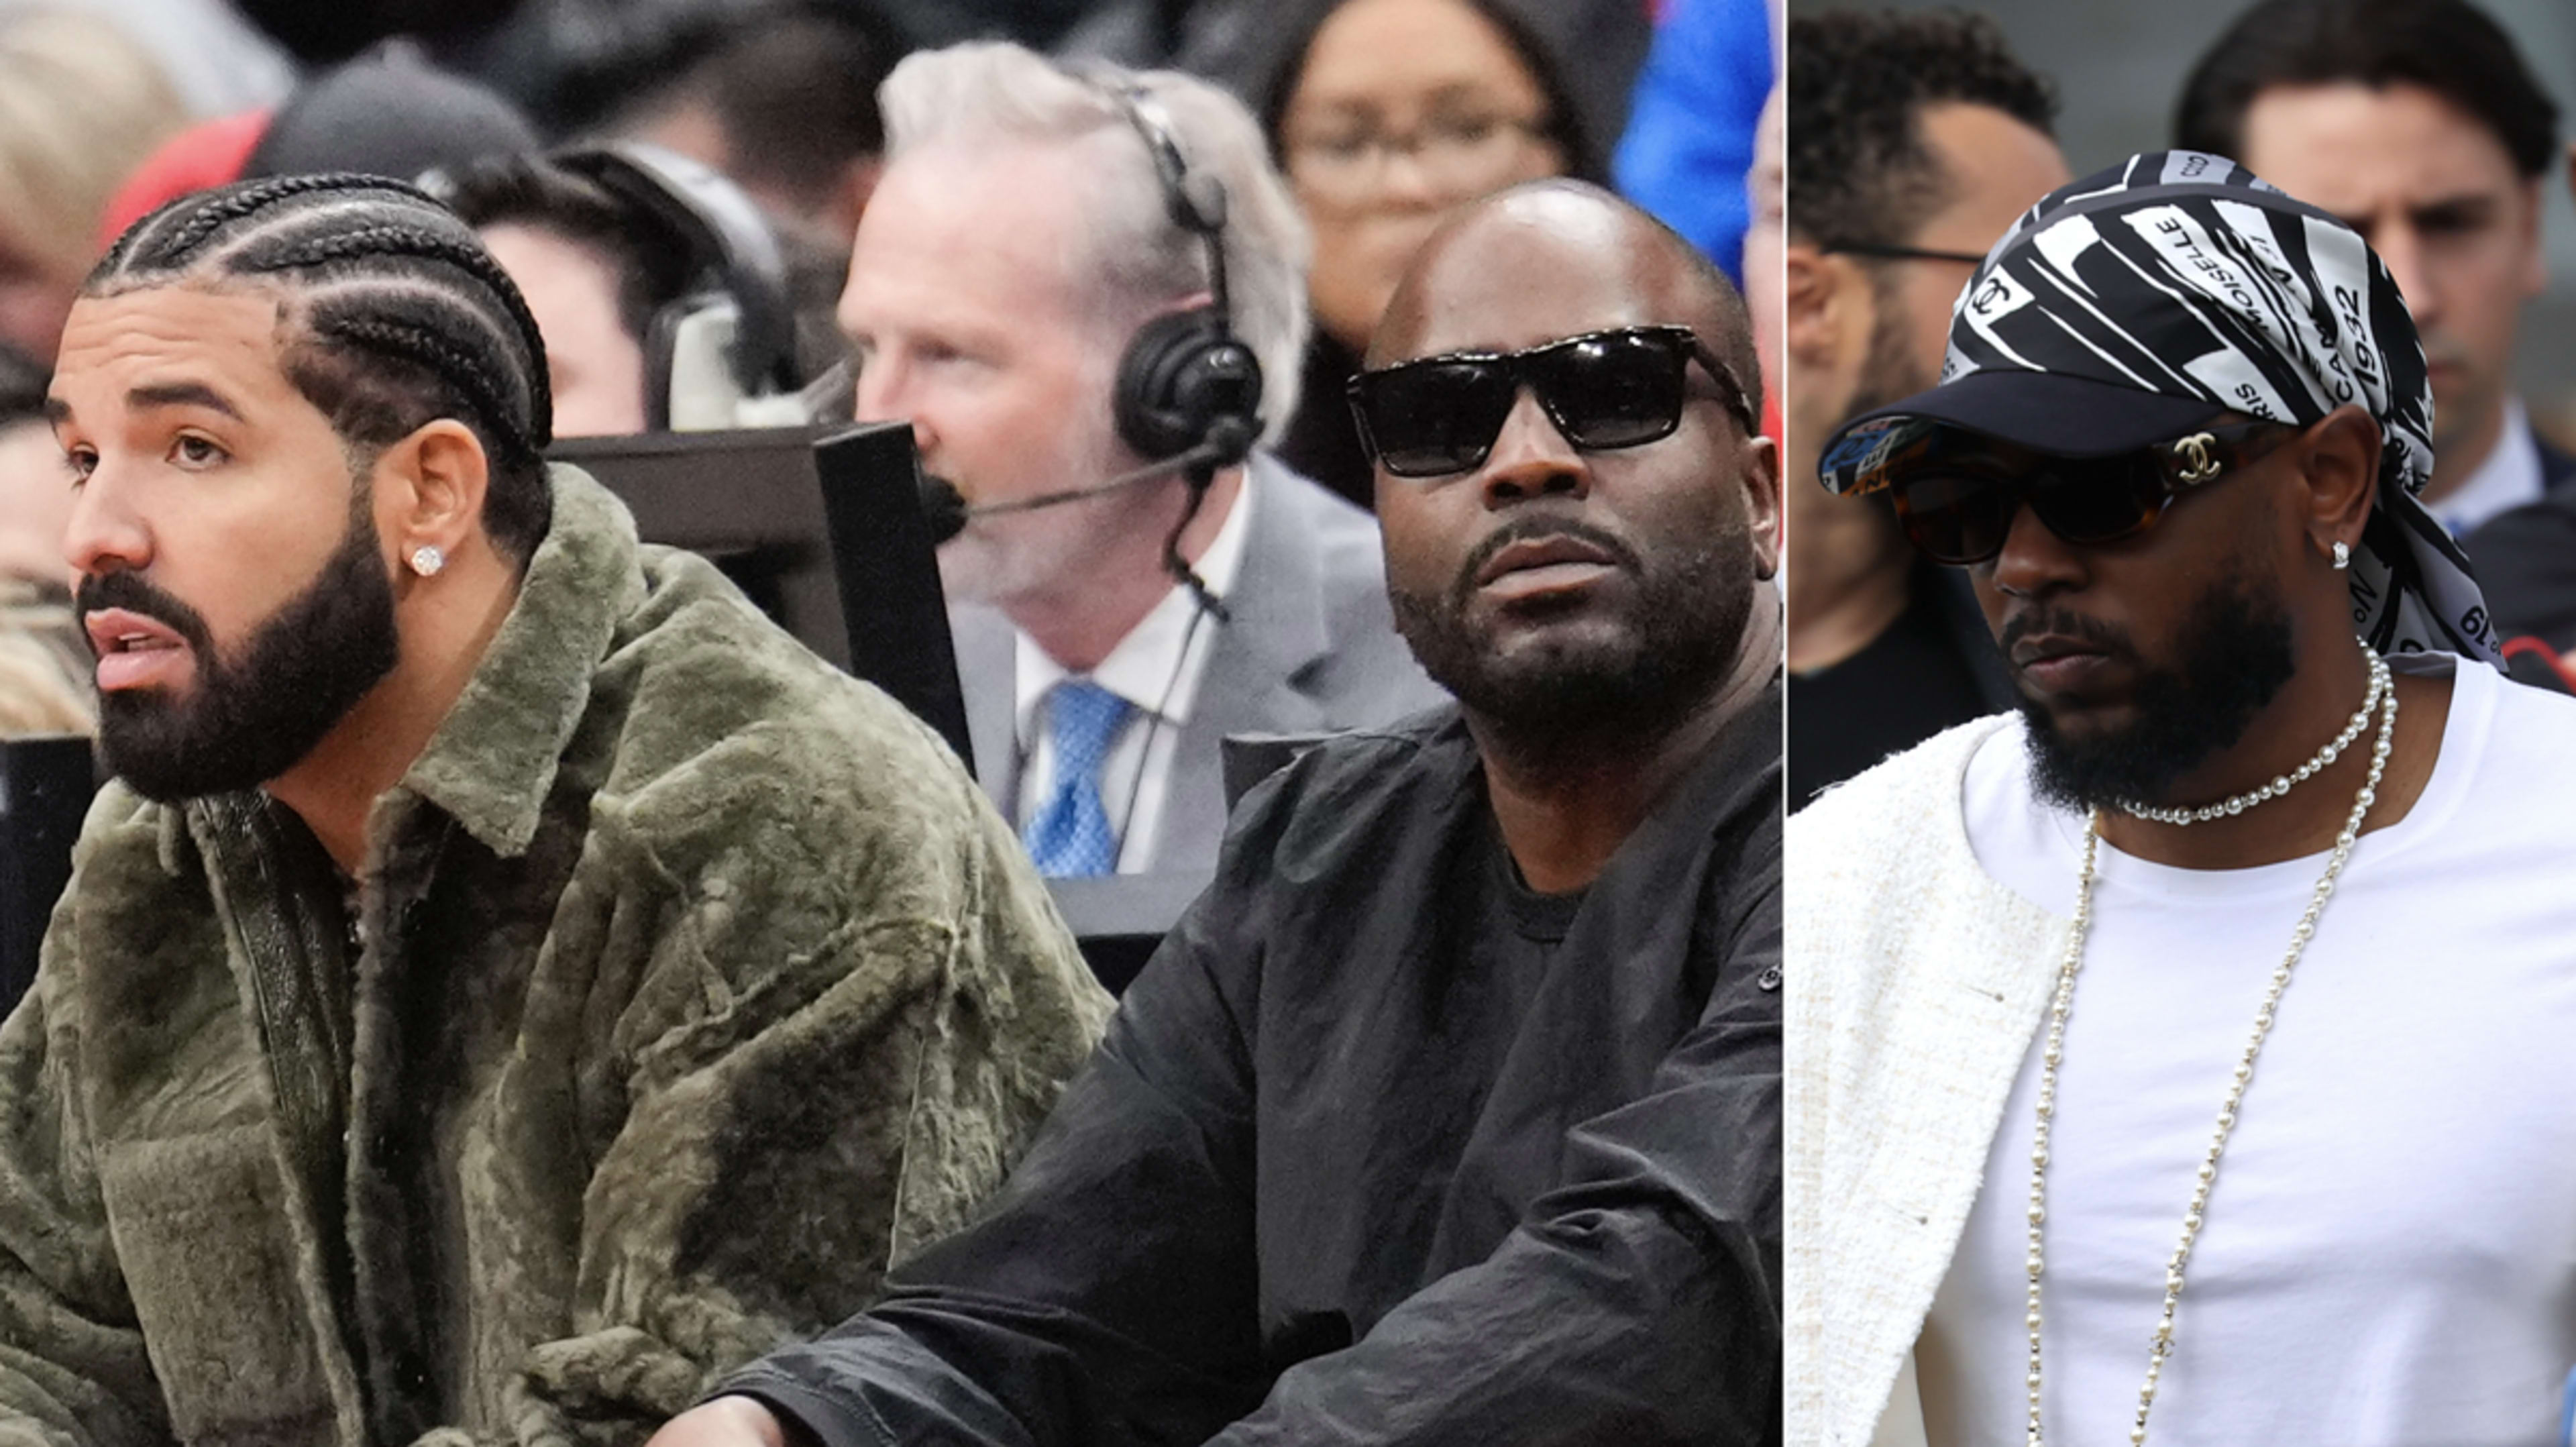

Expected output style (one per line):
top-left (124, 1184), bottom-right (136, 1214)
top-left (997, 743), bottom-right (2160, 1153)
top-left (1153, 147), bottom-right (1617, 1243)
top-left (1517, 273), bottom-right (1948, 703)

top-left (1010, 470), bottom-right (1255, 872)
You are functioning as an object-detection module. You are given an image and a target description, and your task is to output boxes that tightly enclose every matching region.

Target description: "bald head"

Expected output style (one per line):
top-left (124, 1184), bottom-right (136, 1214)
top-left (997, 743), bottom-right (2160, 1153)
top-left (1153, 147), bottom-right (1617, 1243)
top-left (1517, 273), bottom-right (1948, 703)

top-left (1367, 179), bottom-right (1762, 421)
top-left (1357, 178), bottom-right (1780, 765)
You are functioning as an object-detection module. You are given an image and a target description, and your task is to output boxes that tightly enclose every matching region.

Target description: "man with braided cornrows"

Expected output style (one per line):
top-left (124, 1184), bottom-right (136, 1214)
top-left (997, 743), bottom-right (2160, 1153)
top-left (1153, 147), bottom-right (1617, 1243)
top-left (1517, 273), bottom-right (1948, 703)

top-left (16, 172), bottom-right (1110, 1447)
top-left (1788, 153), bottom-right (2576, 1447)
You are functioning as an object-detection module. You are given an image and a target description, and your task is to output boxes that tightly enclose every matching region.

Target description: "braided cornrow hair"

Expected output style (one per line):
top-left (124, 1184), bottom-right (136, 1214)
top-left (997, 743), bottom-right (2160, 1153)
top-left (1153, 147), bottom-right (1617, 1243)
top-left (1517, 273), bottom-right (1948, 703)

top-left (88, 173), bottom-right (558, 561)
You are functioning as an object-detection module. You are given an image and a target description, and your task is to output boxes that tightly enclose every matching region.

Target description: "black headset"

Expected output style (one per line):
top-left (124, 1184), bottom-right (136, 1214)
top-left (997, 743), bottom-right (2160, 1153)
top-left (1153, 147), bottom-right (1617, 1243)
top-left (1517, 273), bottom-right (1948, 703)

top-left (1091, 78), bottom-right (1266, 473)
top-left (545, 142), bottom-right (802, 429)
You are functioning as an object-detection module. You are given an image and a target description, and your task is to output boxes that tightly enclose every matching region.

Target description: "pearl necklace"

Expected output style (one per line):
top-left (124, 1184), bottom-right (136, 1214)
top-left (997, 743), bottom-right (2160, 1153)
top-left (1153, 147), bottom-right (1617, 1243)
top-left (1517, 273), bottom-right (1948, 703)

top-left (2024, 653), bottom-right (2398, 1447)
top-left (2117, 655), bottom-right (2389, 824)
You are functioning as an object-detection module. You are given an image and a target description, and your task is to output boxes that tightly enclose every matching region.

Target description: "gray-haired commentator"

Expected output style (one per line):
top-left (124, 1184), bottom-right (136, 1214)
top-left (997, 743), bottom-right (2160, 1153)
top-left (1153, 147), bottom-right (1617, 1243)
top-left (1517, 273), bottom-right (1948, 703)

top-left (835, 41), bottom-right (1443, 879)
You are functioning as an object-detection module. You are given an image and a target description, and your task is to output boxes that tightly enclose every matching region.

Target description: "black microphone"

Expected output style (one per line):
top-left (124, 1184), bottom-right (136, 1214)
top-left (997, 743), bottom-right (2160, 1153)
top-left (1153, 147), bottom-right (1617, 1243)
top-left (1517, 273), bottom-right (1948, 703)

top-left (918, 472), bottom-right (969, 545)
top-left (916, 437), bottom-right (1236, 546)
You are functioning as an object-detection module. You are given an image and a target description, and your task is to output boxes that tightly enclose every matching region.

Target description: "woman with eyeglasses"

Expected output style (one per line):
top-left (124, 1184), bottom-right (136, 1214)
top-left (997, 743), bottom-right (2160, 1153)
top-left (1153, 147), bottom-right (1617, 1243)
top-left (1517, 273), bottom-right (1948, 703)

top-left (1253, 0), bottom-right (1597, 510)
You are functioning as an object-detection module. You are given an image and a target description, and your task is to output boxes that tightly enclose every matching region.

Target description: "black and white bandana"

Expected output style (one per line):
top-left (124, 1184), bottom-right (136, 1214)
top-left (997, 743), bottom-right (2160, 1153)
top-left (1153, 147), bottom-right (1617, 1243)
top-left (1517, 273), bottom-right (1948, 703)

top-left (1822, 150), bottom-right (2497, 663)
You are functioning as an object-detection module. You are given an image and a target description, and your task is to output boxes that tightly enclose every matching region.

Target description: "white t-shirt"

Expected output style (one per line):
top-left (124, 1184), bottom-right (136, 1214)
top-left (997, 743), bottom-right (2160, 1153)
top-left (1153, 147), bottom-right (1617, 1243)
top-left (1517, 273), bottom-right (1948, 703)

top-left (1921, 653), bottom-right (2576, 1447)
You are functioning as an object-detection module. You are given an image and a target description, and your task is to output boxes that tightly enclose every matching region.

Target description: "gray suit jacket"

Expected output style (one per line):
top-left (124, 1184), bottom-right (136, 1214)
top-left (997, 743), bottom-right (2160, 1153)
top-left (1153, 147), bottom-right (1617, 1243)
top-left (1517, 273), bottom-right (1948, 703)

top-left (951, 453), bottom-right (1447, 872)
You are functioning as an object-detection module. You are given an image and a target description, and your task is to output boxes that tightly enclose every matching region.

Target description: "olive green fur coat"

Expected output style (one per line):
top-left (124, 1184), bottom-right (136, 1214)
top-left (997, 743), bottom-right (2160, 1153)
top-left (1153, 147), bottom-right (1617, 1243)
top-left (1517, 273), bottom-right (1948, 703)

top-left (0, 468), bottom-right (1111, 1447)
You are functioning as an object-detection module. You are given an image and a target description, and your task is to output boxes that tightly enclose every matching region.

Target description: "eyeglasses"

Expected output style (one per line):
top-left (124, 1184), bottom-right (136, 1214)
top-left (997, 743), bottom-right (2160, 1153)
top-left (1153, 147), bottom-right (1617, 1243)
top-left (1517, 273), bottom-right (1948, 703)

top-left (1870, 420), bottom-right (2294, 565)
top-left (1285, 111), bottom-right (1550, 201)
top-left (1346, 325), bottom-right (1756, 480)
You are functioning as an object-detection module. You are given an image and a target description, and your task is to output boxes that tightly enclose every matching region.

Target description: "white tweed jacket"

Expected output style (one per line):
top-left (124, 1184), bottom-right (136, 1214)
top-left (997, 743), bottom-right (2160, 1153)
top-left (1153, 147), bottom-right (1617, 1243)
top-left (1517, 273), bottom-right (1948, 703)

top-left (1786, 714), bottom-right (2071, 1447)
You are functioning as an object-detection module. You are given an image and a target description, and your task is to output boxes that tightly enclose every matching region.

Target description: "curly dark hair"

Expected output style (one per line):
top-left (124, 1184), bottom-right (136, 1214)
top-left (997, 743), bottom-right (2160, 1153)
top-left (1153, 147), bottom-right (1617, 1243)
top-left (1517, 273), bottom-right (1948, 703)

top-left (2175, 0), bottom-right (2557, 179)
top-left (1786, 9), bottom-right (2058, 252)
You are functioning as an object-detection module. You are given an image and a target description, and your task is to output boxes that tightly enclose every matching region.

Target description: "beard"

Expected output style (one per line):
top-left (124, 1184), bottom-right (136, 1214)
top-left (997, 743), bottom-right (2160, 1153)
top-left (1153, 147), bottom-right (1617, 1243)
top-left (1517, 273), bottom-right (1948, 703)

top-left (927, 394), bottom-right (1144, 609)
top-left (2015, 568), bottom-right (2300, 812)
top-left (935, 472), bottom-right (1168, 609)
top-left (1389, 511), bottom-right (1756, 745)
top-left (83, 494), bottom-right (400, 803)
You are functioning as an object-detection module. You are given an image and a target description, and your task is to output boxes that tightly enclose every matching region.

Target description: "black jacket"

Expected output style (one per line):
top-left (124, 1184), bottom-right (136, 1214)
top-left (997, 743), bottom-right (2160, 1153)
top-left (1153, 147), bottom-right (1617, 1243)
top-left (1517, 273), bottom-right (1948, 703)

top-left (2453, 426), bottom-right (2576, 649)
top-left (719, 694), bottom-right (1784, 1446)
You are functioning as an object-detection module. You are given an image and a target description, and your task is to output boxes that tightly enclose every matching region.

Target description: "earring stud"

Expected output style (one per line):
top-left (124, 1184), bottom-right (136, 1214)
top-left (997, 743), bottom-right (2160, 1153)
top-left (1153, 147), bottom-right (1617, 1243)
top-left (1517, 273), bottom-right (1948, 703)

top-left (2331, 539), bottom-right (2351, 572)
top-left (409, 544), bottom-right (446, 578)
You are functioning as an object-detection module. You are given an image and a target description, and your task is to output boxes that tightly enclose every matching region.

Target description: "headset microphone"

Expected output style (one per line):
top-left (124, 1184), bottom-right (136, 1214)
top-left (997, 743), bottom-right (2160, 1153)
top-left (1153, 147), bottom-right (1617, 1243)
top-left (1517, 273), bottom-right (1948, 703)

top-left (917, 475), bottom-right (969, 547)
top-left (917, 436), bottom-right (1241, 547)
top-left (911, 68), bottom-right (1257, 609)
top-left (914, 63), bottom-right (1256, 682)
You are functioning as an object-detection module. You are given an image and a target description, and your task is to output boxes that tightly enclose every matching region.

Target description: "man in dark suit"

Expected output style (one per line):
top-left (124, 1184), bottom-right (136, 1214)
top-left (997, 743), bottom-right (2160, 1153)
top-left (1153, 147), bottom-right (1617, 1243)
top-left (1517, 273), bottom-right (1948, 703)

top-left (841, 42), bottom-right (1441, 876)
top-left (2452, 438), bottom-right (2576, 655)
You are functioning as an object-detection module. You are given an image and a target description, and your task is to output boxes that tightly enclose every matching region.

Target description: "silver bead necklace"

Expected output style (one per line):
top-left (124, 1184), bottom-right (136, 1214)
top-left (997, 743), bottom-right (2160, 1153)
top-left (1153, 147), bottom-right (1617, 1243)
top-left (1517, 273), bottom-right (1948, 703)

top-left (2024, 651), bottom-right (2396, 1447)
top-left (2116, 656), bottom-right (2387, 824)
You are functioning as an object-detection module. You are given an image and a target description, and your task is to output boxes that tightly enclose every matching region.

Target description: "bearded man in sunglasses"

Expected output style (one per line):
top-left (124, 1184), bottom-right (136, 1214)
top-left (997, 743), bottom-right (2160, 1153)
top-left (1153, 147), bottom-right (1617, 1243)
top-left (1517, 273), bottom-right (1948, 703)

top-left (1788, 152), bottom-right (2576, 1447)
top-left (650, 178), bottom-right (1784, 1447)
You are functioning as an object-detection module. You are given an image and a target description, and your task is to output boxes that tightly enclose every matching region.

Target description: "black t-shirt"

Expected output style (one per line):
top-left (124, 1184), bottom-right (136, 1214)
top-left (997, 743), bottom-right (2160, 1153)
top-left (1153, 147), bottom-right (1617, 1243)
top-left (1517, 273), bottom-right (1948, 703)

top-left (2464, 437), bottom-right (2576, 651)
top-left (1788, 561), bottom-right (1992, 808)
top-left (1478, 812), bottom-right (1587, 1022)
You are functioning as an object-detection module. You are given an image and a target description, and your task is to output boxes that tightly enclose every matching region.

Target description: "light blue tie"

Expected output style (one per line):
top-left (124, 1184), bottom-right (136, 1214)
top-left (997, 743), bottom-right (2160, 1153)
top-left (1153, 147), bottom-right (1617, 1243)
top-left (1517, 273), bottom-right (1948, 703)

top-left (1022, 679), bottom-right (1132, 877)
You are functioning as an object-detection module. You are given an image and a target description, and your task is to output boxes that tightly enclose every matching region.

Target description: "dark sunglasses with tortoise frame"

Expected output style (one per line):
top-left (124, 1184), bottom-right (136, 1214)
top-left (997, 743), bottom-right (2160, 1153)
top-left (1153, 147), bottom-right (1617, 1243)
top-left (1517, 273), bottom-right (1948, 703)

top-left (1847, 418), bottom-right (2298, 566)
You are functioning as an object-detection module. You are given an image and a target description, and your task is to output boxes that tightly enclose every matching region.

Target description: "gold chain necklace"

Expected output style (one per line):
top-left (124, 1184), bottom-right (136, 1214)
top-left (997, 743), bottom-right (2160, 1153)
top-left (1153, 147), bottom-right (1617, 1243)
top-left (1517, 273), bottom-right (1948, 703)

top-left (2024, 651), bottom-right (2397, 1447)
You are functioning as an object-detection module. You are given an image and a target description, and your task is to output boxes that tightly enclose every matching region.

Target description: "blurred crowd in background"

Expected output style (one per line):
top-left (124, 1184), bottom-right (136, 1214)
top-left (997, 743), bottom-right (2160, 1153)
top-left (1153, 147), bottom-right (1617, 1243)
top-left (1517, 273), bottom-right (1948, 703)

top-left (0, 0), bottom-right (1784, 750)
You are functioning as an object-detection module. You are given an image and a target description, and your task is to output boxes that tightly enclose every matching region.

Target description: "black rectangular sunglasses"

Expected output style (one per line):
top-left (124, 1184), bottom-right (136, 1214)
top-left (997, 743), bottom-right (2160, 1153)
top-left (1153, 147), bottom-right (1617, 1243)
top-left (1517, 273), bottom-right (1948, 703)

top-left (1346, 325), bottom-right (1757, 479)
top-left (1876, 419), bottom-right (2294, 565)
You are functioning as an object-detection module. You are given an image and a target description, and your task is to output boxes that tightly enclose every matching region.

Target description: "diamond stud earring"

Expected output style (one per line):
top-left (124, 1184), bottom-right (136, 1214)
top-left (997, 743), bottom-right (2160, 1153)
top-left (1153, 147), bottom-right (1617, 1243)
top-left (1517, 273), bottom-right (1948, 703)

top-left (409, 544), bottom-right (446, 578)
top-left (2331, 539), bottom-right (2351, 572)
